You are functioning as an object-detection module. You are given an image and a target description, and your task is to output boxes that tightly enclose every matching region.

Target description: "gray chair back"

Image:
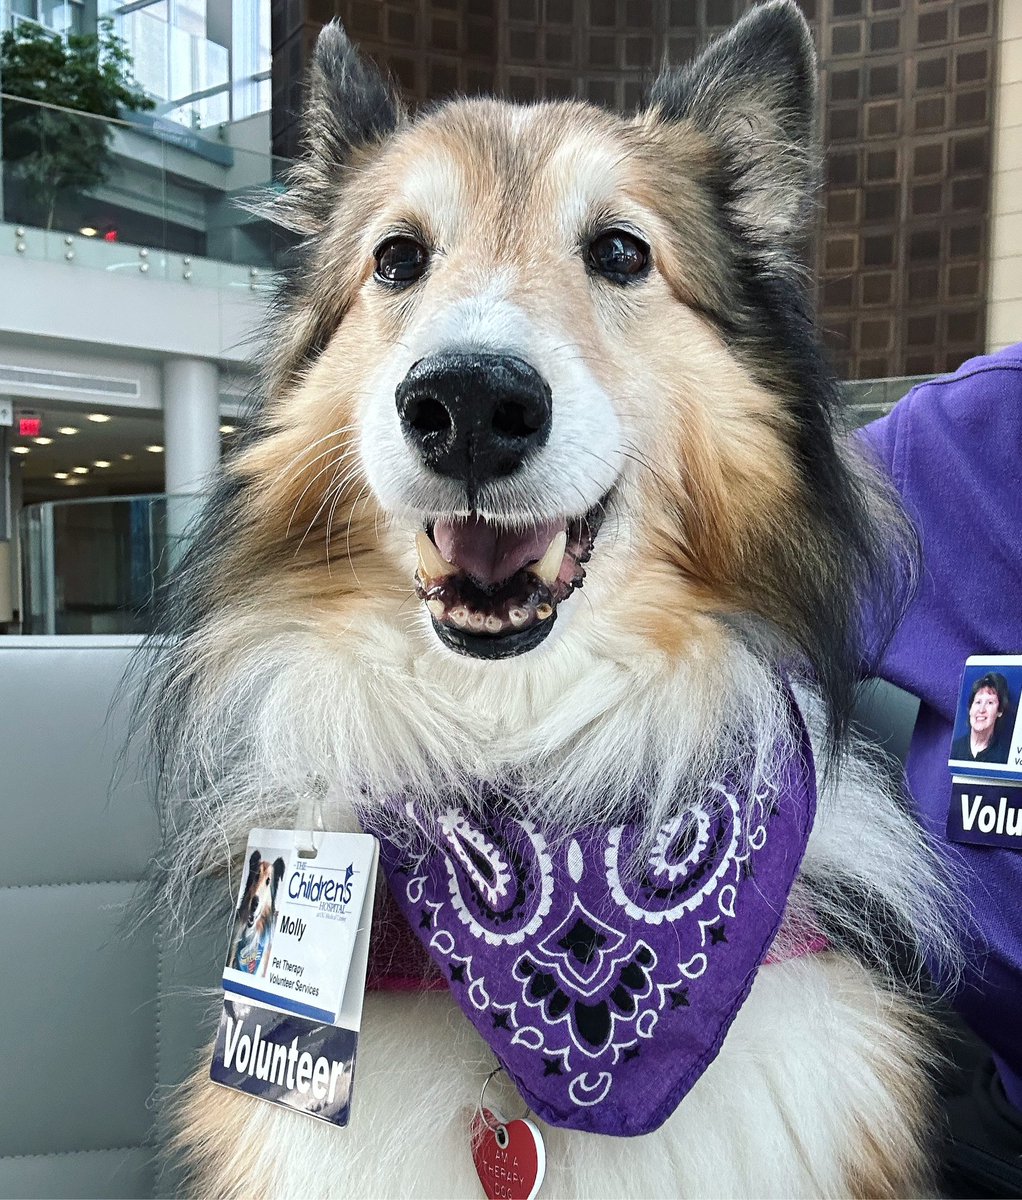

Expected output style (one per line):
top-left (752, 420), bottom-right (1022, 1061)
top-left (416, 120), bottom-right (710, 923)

top-left (0, 637), bottom-right (220, 1200)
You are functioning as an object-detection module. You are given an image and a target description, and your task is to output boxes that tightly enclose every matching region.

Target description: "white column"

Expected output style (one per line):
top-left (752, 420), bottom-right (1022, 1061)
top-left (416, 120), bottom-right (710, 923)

top-left (0, 425), bottom-right (11, 624)
top-left (162, 357), bottom-right (220, 495)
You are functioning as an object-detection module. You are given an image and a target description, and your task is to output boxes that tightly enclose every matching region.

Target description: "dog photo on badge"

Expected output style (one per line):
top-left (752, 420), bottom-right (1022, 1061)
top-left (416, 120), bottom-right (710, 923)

top-left (227, 849), bottom-right (286, 976)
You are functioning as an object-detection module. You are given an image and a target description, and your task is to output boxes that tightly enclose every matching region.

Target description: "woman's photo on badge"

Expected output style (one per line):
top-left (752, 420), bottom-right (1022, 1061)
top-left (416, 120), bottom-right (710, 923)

top-left (950, 668), bottom-right (1017, 766)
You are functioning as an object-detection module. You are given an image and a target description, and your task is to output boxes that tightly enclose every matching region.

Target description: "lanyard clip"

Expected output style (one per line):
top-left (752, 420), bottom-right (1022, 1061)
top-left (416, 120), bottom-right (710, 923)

top-left (294, 777), bottom-right (327, 858)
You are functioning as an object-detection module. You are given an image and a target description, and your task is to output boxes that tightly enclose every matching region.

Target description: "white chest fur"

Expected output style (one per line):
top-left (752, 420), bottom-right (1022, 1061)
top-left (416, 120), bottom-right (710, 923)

top-left (176, 953), bottom-right (931, 1198)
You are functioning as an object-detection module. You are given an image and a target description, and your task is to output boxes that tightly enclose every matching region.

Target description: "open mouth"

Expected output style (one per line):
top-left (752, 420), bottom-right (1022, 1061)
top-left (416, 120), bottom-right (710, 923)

top-left (413, 507), bottom-right (603, 658)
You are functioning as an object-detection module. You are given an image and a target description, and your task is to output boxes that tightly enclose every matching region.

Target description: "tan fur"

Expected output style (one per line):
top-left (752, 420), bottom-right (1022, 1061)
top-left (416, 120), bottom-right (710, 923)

top-left (843, 1012), bottom-right (938, 1200)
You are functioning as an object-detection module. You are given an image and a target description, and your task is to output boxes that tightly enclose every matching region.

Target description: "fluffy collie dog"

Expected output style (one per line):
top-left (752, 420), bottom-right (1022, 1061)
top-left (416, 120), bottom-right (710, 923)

top-left (226, 851), bottom-right (284, 976)
top-left (143, 3), bottom-right (955, 1196)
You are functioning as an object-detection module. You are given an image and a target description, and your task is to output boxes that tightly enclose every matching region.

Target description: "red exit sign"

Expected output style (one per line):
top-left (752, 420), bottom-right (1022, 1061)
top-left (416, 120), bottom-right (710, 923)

top-left (19, 416), bottom-right (41, 437)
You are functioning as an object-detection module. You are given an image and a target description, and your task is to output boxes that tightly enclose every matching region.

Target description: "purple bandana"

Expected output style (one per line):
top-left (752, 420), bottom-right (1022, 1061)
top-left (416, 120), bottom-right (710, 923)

top-left (363, 691), bottom-right (816, 1137)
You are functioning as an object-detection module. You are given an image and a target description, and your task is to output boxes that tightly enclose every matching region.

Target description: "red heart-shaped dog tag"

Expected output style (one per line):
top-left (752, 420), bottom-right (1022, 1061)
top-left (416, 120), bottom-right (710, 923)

top-left (471, 1108), bottom-right (546, 1200)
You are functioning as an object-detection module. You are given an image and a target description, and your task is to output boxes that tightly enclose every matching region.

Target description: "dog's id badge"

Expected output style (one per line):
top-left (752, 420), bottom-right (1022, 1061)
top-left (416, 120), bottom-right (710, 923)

top-left (471, 1109), bottom-right (545, 1200)
top-left (210, 828), bottom-right (378, 1127)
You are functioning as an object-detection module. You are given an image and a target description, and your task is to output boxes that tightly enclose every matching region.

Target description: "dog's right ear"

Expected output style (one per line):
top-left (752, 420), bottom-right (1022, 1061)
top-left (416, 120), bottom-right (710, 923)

top-left (240, 848), bottom-right (261, 897)
top-left (285, 22), bottom-right (405, 231)
top-left (306, 22), bottom-right (403, 174)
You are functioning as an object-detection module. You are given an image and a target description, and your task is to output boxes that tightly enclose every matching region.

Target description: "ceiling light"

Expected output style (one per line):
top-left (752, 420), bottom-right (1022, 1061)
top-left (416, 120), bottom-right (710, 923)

top-left (72, 466), bottom-right (89, 475)
top-left (54, 472), bottom-right (69, 480)
top-left (79, 226), bottom-right (98, 237)
top-left (120, 453), bottom-right (134, 461)
top-left (87, 413), bottom-right (111, 423)
top-left (33, 436), bottom-right (53, 445)
top-left (219, 424), bottom-right (236, 434)
top-left (146, 444), bottom-right (164, 453)
top-left (57, 426), bottom-right (79, 435)
top-left (94, 460), bottom-right (111, 468)
top-left (12, 446), bottom-right (29, 455)
top-left (65, 476), bottom-right (82, 486)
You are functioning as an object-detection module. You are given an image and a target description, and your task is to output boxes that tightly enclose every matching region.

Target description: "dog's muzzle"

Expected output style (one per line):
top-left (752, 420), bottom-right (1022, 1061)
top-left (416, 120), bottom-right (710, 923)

top-left (398, 352), bottom-right (607, 659)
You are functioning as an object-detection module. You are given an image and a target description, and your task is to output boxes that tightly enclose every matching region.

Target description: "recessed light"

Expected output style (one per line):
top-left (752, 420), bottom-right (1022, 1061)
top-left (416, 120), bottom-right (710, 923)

top-left (57, 426), bottom-right (79, 435)
top-left (146, 444), bottom-right (164, 453)
top-left (219, 424), bottom-right (236, 434)
top-left (93, 460), bottom-right (111, 468)
top-left (120, 453), bottom-right (134, 461)
top-left (54, 472), bottom-right (69, 480)
top-left (12, 446), bottom-right (29, 455)
top-left (79, 226), bottom-right (98, 237)
top-left (65, 476), bottom-right (82, 486)
top-left (34, 436), bottom-right (53, 445)
top-left (87, 413), bottom-right (111, 423)
top-left (72, 466), bottom-right (89, 475)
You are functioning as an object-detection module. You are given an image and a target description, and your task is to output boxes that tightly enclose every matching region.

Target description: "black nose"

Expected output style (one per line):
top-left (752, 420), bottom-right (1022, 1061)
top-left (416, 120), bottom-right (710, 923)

top-left (395, 353), bottom-right (552, 487)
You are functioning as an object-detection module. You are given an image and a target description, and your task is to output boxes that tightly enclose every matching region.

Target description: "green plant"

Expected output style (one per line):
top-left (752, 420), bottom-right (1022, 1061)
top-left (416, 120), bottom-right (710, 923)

top-left (0, 18), bottom-right (153, 229)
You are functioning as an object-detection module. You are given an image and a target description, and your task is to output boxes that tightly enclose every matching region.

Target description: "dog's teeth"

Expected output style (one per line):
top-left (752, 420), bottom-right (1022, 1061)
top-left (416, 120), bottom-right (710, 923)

top-left (484, 615), bottom-right (503, 633)
top-left (450, 607), bottom-right (469, 627)
top-left (426, 599), bottom-right (445, 620)
top-left (530, 531), bottom-right (567, 586)
top-left (508, 607), bottom-right (529, 627)
top-left (468, 611), bottom-right (486, 631)
top-left (536, 603), bottom-right (553, 620)
top-left (415, 531), bottom-right (456, 584)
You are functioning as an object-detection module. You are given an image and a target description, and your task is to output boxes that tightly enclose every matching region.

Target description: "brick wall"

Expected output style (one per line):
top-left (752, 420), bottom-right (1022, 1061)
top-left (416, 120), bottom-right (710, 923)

top-left (270, 0), bottom-right (1000, 379)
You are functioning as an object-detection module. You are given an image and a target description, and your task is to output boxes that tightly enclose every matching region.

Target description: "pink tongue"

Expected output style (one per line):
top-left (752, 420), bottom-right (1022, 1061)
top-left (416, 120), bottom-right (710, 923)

top-left (433, 516), bottom-right (564, 588)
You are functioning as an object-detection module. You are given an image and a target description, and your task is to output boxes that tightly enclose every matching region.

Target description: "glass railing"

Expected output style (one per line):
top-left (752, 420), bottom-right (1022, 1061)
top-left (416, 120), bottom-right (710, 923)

top-left (0, 92), bottom-right (293, 275)
top-left (20, 492), bottom-right (203, 635)
top-left (839, 375), bottom-right (934, 430)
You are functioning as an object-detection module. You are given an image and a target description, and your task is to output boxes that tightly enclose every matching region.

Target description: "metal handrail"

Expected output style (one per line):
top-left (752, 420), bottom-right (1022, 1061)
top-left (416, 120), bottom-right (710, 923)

top-left (0, 90), bottom-right (291, 169)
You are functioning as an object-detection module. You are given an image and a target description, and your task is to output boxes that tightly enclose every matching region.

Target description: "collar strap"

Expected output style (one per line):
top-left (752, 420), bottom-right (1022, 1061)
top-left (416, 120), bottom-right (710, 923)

top-left (367, 887), bottom-right (828, 989)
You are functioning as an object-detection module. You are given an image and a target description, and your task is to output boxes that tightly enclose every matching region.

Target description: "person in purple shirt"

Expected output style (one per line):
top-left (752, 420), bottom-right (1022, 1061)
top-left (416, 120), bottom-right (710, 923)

top-left (858, 345), bottom-right (1022, 1189)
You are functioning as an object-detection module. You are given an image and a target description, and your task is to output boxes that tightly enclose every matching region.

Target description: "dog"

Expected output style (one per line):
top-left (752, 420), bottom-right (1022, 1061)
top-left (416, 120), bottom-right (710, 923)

top-left (141, 3), bottom-right (957, 1195)
top-left (226, 850), bottom-right (285, 977)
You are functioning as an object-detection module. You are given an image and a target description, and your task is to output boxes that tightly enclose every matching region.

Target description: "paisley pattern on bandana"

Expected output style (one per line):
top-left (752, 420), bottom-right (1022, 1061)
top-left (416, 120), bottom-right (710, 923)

top-left (365, 693), bottom-right (816, 1137)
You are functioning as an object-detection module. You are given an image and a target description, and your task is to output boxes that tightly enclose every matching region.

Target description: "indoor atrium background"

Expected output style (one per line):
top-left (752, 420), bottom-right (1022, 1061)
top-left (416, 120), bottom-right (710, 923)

top-left (1, 0), bottom-right (1018, 633)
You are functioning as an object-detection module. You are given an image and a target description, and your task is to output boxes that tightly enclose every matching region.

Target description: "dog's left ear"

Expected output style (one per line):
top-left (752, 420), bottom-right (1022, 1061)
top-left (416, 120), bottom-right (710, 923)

top-left (272, 857), bottom-right (285, 890)
top-left (645, 0), bottom-right (817, 243)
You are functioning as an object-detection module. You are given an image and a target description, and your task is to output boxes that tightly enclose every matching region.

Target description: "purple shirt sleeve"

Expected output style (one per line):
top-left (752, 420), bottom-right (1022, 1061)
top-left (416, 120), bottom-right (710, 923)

top-left (856, 345), bottom-right (1022, 1109)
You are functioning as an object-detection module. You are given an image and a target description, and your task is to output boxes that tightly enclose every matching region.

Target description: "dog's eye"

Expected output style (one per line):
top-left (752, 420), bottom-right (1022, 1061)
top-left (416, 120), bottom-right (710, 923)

top-left (586, 230), bottom-right (650, 282)
top-left (375, 237), bottom-right (429, 285)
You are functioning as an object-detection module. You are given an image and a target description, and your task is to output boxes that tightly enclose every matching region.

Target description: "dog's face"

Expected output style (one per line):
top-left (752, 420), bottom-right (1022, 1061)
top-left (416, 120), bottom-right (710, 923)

top-left (238, 851), bottom-right (285, 934)
top-left (286, 101), bottom-right (752, 662)
top-left (175, 2), bottom-right (895, 759)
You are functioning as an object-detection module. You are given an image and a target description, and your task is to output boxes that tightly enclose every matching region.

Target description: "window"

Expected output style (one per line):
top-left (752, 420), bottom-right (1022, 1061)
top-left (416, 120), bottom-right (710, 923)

top-left (231, 0), bottom-right (271, 120)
